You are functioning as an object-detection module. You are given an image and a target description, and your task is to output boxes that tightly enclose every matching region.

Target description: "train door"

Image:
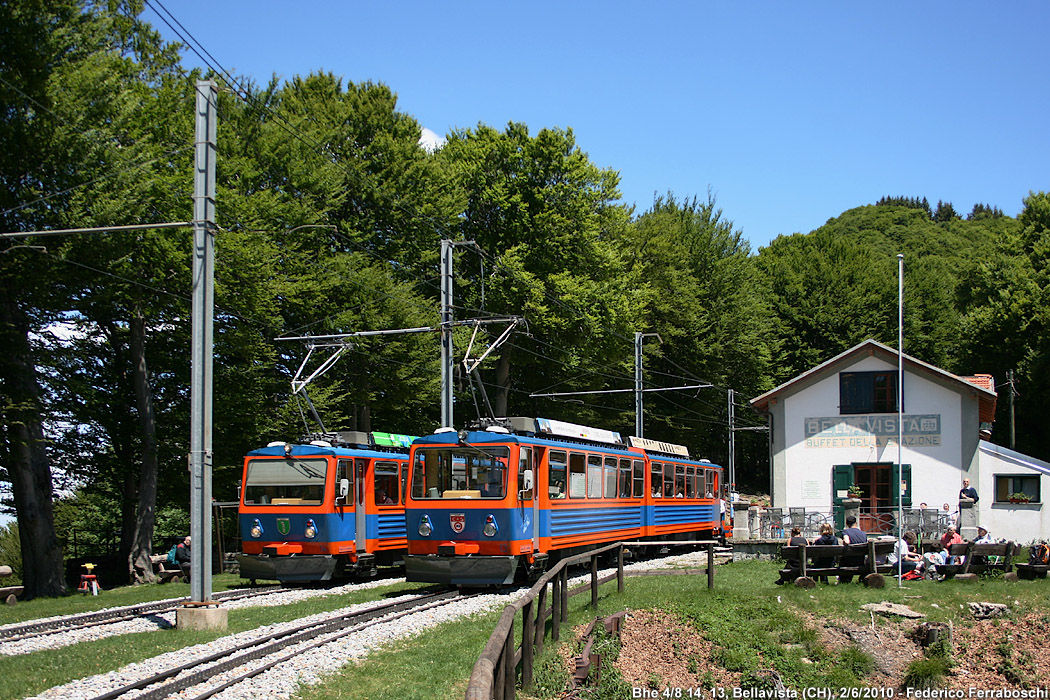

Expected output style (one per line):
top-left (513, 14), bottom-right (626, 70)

top-left (354, 458), bottom-right (367, 552)
top-left (519, 446), bottom-right (537, 552)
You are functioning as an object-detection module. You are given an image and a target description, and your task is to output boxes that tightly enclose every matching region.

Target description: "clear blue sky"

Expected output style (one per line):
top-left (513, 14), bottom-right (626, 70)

top-left (146, 0), bottom-right (1049, 250)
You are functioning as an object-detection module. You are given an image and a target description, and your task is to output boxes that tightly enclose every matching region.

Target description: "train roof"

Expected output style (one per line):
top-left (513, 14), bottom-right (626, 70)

top-left (248, 430), bottom-right (416, 459)
top-left (415, 417), bottom-right (723, 468)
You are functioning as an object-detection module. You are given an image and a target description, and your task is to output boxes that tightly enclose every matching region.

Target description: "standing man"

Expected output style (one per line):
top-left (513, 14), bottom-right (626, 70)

top-left (959, 478), bottom-right (979, 503)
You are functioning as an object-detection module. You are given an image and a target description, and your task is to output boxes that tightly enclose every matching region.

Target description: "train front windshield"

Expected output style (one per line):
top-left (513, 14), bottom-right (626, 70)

top-left (412, 446), bottom-right (510, 499)
top-left (243, 458), bottom-right (327, 505)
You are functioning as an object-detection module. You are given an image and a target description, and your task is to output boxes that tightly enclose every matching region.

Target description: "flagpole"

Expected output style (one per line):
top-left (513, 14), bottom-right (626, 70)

top-left (897, 253), bottom-right (904, 587)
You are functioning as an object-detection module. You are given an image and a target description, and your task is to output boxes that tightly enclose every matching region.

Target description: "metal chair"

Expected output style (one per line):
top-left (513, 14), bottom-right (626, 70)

top-left (789, 507), bottom-right (807, 536)
top-left (766, 508), bottom-right (785, 538)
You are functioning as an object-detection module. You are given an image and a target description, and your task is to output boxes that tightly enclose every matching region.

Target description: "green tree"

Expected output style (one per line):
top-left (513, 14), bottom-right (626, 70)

top-left (960, 191), bottom-right (1050, 459)
top-left (435, 122), bottom-right (640, 426)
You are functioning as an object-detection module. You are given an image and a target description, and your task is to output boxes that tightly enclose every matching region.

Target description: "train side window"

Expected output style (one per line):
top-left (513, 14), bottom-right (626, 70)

top-left (587, 455), bottom-right (603, 498)
top-left (674, 464), bottom-right (685, 497)
top-left (651, 462), bottom-right (663, 498)
top-left (685, 466), bottom-right (695, 498)
top-left (663, 463), bottom-right (675, 498)
top-left (549, 450), bottom-right (567, 499)
top-left (603, 457), bottom-right (617, 499)
top-left (569, 452), bottom-right (586, 498)
top-left (633, 460), bottom-right (644, 498)
top-left (374, 461), bottom-right (398, 505)
top-left (618, 458), bottom-right (632, 498)
top-left (697, 469), bottom-right (706, 498)
top-left (708, 470), bottom-right (718, 497)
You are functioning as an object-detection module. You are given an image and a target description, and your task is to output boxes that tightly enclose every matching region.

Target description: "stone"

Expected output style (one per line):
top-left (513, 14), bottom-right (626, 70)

top-left (861, 601), bottom-right (924, 619)
top-left (969, 602), bottom-right (1009, 620)
top-left (176, 605), bottom-right (228, 630)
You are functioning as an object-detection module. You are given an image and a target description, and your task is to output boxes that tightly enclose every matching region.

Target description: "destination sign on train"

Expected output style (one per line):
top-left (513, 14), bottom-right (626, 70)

top-left (536, 417), bottom-right (622, 444)
top-left (627, 436), bottom-right (690, 456)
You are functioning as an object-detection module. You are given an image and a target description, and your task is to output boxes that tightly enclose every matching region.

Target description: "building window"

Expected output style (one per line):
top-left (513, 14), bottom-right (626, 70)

top-left (994, 475), bottom-right (1041, 504)
top-left (840, 371), bottom-right (900, 414)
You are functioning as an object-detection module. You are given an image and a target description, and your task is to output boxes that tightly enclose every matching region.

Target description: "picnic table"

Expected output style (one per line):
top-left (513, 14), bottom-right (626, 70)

top-left (0, 564), bottom-right (23, 605)
top-left (778, 540), bottom-right (898, 588)
top-left (150, 553), bottom-right (185, 583)
top-left (935, 542), bottom-right (1016, 579)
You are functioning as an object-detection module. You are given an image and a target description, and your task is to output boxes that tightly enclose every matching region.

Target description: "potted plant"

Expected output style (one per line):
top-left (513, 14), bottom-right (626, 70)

top-left (1009, 492), bottom-right (1031, 504)
top-left (847, 484), bottom-right (863, 498)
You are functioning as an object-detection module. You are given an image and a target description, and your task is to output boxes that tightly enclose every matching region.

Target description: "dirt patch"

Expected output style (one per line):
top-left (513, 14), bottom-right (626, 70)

top-left (945, 611), bottom-right (1050, 688)
top-left (562, 606), bottom-right (1050, 691)
top-left (815, 614), bottom-right (922, 687)
top-left (613, 610), bottom-right (741, 690)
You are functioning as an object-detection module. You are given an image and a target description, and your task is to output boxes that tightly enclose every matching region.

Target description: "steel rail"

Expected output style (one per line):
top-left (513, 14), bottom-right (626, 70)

top-left (86, 589), bottom-right (467, 700)
top-left (0, 586), bottom-right (285, 642)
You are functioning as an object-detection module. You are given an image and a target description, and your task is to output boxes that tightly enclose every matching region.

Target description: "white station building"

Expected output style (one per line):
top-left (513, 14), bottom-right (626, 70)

top-left (750, 339), bottom-right (1049, 543)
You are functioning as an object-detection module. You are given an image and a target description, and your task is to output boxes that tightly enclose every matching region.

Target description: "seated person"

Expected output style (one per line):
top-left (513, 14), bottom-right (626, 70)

top-left (811, 523), bottom-right (839, 583)
top-left (375, 488), bottom-right (394, 505)
top-left (839, 515), bottom-right (868, 583)
top-left (777, 527), bottom-right (810, 583)
top-left (888, 531), bottom-right (924, 574)
top-left (939, 526), bottom-right (964, 564)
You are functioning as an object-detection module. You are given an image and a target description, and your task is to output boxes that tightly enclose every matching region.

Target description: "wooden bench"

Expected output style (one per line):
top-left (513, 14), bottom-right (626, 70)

top-left (1015, 554), bottom-right (1050, 580)
top-left (0, 564), bottom-right (23, 605)
top-left (778, 541), bottom-right (898, 588)
top-left (935, 542), bottom-right (1015, 579)
top-left (150, 554), bottom-right (185, 583)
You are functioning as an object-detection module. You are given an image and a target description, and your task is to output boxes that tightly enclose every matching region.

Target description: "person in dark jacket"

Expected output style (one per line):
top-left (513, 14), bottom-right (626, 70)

top-left (959, 478), bottom-right (979, 503)
top-left (838, 515), bottom-right (868, 583)
top-left (811, 523), bottom-right (839, 583)
top-left (175, 535), bottom-right (191, 582)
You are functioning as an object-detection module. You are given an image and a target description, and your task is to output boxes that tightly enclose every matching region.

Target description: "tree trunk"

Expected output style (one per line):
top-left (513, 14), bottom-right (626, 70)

top-left (494, 348), bottom-right (512, 417)
top-left (0, 285), bottom-right (67, 599)
top-left (128, 311), bottom-right (158, 584)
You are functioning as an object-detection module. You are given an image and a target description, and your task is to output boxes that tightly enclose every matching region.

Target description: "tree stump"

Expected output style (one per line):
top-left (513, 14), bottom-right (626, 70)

top-left (863, 573), bottom-right (885, 589)
top-left (954, 573), bottom-right (978, 583)
top-left (915, 621), bottom-right (952, 648)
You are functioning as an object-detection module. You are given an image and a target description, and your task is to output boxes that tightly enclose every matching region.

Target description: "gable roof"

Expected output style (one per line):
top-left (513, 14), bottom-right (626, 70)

top-left (750, 339), bottom-right (997, 422)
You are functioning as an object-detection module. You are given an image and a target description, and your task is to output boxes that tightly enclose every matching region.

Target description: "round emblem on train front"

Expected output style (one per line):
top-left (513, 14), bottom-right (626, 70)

top-left (450, 512), bottom-right (465, 533)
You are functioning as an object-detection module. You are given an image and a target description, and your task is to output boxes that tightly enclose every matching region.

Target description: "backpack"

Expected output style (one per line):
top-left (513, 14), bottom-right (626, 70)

top-left (167, 544), bottom-right (179, 565)
top-left (1029, 543), bottom-right (1050, 565)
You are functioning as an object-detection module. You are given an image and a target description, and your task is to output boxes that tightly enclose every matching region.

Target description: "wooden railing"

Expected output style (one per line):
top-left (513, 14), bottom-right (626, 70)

top-left (464, 540), bottom-right (717, 700)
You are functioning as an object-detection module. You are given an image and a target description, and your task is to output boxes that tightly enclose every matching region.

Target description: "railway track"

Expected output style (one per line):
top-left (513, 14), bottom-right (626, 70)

top-left (0, 586), bottom-right (285, 643)
top-left (82, 588), bottom-right (470, 700)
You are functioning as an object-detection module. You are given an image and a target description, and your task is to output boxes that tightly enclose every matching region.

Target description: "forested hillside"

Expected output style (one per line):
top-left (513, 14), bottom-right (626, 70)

top-left (1, 1), bottom-right (1046, 597)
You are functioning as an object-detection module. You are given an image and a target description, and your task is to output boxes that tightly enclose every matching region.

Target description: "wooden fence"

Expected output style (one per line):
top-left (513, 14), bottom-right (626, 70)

top-left (464, 540), bottom-right (717, 700)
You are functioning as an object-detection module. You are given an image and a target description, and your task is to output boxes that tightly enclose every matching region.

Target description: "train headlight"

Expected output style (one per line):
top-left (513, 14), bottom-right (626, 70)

top-left (305, 518), bottom-right (317, 539)
top-left (418, 514), bottom-right (433, 537)
top-left (483, 514), bottom-right (498, 537)
top-left (250, 519), bottom-right (263, 538)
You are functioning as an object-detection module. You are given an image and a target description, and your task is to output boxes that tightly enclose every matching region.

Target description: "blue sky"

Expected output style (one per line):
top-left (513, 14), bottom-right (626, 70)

top-left (146, 0), bottom-right (1048, 250)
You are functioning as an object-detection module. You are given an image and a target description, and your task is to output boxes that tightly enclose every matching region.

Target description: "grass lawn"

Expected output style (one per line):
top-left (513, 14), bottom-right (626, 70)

top-left (3, 560), bottom-right (1049, 700)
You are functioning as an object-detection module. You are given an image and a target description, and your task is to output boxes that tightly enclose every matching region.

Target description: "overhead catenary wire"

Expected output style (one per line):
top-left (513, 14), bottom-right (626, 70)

top-left (130, 1), bottom-right (769, 434)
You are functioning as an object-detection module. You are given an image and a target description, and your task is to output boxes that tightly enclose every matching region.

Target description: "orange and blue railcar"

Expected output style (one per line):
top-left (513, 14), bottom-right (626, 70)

top-left (404, 417), bottom-right (727, 586)
top-left (238, 430), bottom-right (415, 582)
